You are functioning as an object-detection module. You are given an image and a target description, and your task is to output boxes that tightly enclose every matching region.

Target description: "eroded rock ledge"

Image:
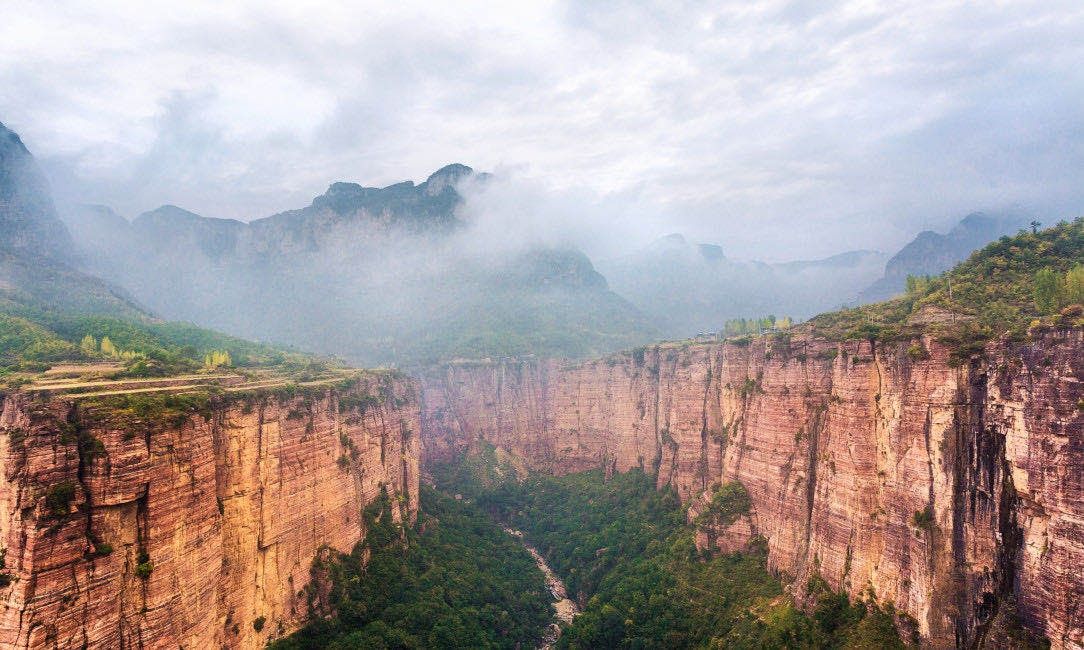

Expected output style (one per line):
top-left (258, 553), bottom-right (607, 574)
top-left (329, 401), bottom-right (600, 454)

top-left (0, 374), bottom-right (419, 649)
top-left (420, 329), bottom-right (1083, 648)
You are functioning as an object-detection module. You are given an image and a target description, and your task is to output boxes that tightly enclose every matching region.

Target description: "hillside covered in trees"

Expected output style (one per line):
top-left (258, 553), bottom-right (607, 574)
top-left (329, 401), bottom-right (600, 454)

top-left (806, 217), bottom-right (1084, 348)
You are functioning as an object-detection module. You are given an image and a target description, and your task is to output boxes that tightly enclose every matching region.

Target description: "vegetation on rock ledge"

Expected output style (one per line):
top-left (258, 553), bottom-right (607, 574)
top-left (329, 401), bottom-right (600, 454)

top-left (807, 218), bottom-right (1084, 345)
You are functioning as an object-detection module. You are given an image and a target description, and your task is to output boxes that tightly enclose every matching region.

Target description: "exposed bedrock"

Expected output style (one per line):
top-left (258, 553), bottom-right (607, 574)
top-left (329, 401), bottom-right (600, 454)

top-left (0, 376), bottom-right (419, 649)
top-left (420, 329), bottom-right (1083, 648)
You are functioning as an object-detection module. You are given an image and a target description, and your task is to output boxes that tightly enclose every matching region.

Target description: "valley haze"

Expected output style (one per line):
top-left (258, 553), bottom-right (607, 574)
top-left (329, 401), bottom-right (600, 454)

top-left (0, 3), bottom-right (1082, 650)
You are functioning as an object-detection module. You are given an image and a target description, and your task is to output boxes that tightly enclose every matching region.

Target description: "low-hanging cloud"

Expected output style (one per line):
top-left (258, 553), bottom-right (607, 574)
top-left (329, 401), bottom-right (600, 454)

top-left (453, 168), bottom-right (674, 260)
top-left (2, 0), bottom-right (1084, 260)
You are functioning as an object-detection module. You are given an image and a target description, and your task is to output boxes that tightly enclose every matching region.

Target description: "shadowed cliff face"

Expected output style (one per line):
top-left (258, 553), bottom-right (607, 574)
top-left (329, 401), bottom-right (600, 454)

top-left (0, 377), bottom-right (419, 649)
top-left (419, 328), bottom-right (1084, 648)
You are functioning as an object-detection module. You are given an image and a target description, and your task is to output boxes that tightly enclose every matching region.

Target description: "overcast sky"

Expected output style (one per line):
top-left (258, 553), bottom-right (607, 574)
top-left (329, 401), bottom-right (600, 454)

top-left (2, 0), bottom-right (1083, 260)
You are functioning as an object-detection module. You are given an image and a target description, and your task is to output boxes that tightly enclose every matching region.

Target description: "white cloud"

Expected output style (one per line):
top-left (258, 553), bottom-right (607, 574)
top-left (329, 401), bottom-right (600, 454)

top-left (2, 0), bottom-right (1083, 258)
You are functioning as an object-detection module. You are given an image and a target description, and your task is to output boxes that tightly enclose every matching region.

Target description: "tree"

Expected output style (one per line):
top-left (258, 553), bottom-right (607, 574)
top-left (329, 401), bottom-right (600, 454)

top-left (1034, 268), bottom-right (1060, 315)
top-left (1064, 264), bottom-right (1084, 306)
top-left (80, 335), bottom-right (97, 355)
top-left (100, 336), bottom-right (117, 357)
top-left (905, 274), bottom-right (933, 296)
top-left (204, 350), bottom-right (232, 369)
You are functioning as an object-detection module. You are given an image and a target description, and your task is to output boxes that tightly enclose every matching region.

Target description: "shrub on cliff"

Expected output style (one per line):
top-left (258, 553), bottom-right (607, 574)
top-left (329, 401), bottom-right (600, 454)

top-left (135, 550), bottom-right (153, 579)
top-left (912, 506), bottom-right (935, 530)
top-left (44, 481), bottom-right (76, 517)
top-left (694, 481), bottom-right (752, 528)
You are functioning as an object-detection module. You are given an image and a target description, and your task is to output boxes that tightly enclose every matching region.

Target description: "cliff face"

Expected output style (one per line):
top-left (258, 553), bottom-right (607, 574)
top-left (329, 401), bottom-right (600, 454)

top-left (0, 376), bottom-right (419, 649)
top-left (420, 329), bottom-right (1084, 648)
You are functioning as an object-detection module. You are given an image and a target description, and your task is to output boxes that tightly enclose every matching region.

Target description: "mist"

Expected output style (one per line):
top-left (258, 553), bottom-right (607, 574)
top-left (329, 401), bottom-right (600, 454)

top-left (5, 1), bottom-right (1084, 265)
top-left (5, 0), bottom-right (1083, 362)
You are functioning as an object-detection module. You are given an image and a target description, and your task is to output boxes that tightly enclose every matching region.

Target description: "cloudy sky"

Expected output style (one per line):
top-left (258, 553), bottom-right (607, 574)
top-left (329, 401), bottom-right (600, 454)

top-left (2, 0), bottom-right (1083, 259)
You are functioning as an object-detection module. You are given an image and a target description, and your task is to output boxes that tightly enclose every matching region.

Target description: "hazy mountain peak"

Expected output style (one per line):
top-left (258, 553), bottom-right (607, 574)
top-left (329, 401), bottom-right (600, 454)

top-left (0, 121), bottom-right (30, 156)
top-left (954, 211), bottom-right (997, 231)
top-left (697, 243), bottom-right (725, 261)
top-left (642, 233), bottom-right (688, 253)
top-left (858, 210), bottom-right (1031, 302)
top-left (424, 163), bottom-right (473, 195)
top-left (77, 203), bottom-right (129, 222)
top-left (325, 181), bottom-right (365, 194)
top-left (137, 204), bottom-right (218, 224)
top-left (0, 120), bottom-right (73, 259)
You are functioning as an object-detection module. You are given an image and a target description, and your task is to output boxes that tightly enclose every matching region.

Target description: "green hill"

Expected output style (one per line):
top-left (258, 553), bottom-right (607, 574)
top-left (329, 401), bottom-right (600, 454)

top-left (808, 217), bottom-right (1084, 355)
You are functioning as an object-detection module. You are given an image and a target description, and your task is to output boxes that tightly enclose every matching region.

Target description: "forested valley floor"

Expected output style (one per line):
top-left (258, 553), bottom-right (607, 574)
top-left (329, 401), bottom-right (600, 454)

top-left (277, 446), bottom-right (907, 649)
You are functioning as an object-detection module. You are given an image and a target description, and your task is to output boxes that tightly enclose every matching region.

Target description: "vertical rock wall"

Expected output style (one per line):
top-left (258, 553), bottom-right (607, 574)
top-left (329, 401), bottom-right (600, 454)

top-left (420, 329), bottom-right (1083, 648)
top-left (0, 375), bottom-right (419, 649)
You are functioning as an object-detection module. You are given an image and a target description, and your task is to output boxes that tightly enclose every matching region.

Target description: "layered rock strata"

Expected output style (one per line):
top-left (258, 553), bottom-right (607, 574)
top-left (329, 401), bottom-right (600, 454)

top-left (421, 329), bottom-right (1083, 648)
top-left (0, 375), bottom-right (419, 649)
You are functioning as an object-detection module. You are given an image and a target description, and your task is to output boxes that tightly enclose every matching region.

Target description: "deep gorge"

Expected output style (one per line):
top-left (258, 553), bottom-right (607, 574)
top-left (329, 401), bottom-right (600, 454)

top-left (419, 327), bottom-right (1084, 648)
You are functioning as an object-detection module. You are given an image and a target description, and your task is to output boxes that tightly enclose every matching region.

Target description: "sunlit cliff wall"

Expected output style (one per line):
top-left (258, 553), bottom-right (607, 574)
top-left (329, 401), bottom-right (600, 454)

top-left (0, 376), bottom-right (419, 649)
top-left (421, 329), bottom-right (1083, 648)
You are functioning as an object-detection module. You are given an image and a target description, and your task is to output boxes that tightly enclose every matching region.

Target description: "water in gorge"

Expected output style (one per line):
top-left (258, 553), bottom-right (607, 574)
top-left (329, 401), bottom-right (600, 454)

top-left (504, 527), bottom-right (580, 648)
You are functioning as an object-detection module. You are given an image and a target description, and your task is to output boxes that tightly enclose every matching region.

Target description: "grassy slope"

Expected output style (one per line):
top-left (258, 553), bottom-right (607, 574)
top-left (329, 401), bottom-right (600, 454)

top-left (0, 257), bottom-right (324, 378)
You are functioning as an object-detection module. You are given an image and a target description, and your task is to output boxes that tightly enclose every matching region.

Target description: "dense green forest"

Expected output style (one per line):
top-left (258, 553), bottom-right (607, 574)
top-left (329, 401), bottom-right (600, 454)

top-left (433, 447), bottom-right (907, 649)
top-left (272, 485), bottom-right (553, 649)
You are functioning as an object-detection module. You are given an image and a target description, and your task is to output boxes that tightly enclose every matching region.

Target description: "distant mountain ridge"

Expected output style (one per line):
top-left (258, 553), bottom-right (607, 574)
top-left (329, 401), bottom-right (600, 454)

top-left (598, 233), bottom-right (888, 338)
top-left (62, 163), bottom-right (656, 365)
top-left (858, 211), bottom-right (1031, 302)
top-left (0, 122), bottom-right (144, 318)
top-left (10, 115), bottom-right (1041, 364)
top-left (0, 121), bottom-right (73, 259)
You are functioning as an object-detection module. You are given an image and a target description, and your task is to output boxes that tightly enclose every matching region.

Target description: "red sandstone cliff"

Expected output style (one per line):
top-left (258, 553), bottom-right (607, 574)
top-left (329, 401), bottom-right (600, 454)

top-left (0, 374), bottom-right (419, 649)
top-left (421, 329), bottom-right (1084, 648)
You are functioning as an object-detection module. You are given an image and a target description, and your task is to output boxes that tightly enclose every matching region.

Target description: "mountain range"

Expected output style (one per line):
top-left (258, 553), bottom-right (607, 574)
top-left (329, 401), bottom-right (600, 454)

top-left (61, 164), bottom-right (657, 365)
top-left (598, 234), bottom-right (888, 337)
top-left (2, 118), bottom-right (1039, 365)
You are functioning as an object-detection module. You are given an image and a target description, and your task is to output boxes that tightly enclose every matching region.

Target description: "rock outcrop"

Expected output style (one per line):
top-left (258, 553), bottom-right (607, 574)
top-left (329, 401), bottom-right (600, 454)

top-left (0, 374), bottom-right (419, 649)
top-left (421, 329), bottom-right (1084, 648)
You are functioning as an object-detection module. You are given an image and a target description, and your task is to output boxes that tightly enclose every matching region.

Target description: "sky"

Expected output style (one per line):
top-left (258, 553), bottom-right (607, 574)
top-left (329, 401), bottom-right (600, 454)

top-left (2, 0), bottom-right (1083, 260)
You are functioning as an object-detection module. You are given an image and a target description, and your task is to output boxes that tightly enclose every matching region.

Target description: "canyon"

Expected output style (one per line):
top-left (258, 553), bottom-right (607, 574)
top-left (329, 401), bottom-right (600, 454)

top-left (420, 327), bottom-right (1084, 649)
top-left (0, 374), bottom-right (419, 649)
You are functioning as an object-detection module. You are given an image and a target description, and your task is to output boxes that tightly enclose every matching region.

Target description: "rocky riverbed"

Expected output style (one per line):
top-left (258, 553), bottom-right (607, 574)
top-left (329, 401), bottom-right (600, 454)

top-left (504, 528), bottom-right (580, 648)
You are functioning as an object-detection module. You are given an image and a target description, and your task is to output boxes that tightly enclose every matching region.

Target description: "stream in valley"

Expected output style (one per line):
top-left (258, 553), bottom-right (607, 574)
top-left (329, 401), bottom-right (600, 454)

top-left (503, 527), bottom-right (580, 648)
